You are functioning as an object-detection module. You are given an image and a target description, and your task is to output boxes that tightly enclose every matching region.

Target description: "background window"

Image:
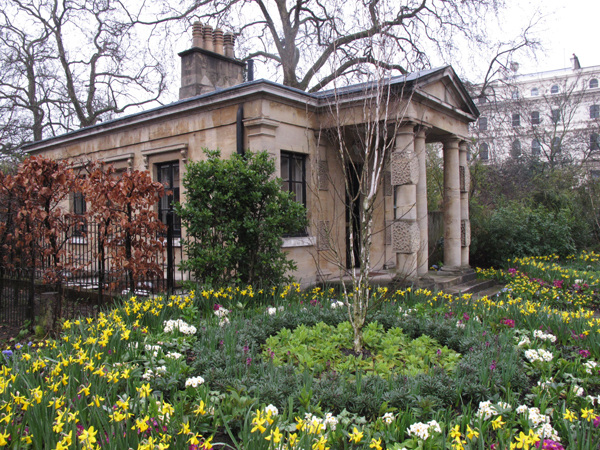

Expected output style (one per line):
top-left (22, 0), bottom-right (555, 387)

top-left (73, 192), bottom-right (87, 236)
top-left (531, 139), bottom-right (541, 156)
top-left (531, 111), bottom-right (540, 125)
top-left (552, 137), bottom-right (562, 153)
top-left (530, 87), bottom-right (539, 96)
top-left (591, 133), bottom-right (600, 151)
top-left (591, 79), bottom-right (599, 89)
top-left (551, 109), bottom-right (560, 124)
top-left (157, 161), bottom-right (181, 238)
top-left (511, 140), bottom-right (522, 158)
top-left (512, 113), bottom-right (520, 127)
top-left (478, 117), bottom-right (488, 131)
top-left (479, 143), bottom-right (489, 160)
top-left (591, 105), bottom-right (600, 119)
top-left (550, 85), bottom-right (559, 94)
top-left (280, 151), bottom-right (306, 207)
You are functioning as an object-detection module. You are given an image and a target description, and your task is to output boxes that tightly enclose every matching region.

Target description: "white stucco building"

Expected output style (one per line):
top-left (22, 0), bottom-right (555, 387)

top-left (471, 55), bottom-right (600, 171)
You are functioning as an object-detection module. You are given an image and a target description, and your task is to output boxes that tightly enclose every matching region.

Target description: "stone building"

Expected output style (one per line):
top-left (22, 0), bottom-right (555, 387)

top-left (472, 55), bottom-right (600, 170)
top-left (23, 23), bottom-right (479, 286)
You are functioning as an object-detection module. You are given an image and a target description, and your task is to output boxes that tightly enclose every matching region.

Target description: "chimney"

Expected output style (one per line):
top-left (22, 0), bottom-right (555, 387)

top-left (571, 53), bottom-right (581, 70)
top-left (179, 22), bottom-right (246, 99)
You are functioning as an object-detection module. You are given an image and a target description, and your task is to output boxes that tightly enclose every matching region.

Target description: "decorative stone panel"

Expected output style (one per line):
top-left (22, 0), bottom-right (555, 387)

top-left (317, 221), bottom-right (331, 251)
top-left (318, 160), bottom-right (329, 191)
top-left (392, 219), bottom-right (420, 253)
top-left (459, 165), bottom-right (470, 193)
top-left (461, 220), bottom-right (471, 247)
top-left (383, 171), bottom-right (392, 196)
top-left (385, 220), bottom-right (393, 246)
top-left (391, 152), bottom-right (419, 186)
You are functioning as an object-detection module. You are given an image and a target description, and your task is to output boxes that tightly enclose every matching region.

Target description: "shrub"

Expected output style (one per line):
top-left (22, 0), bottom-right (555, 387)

top-left (177, 149), bottom-right (307, 287)
top-left (470, 203), bottom-right (576, 267)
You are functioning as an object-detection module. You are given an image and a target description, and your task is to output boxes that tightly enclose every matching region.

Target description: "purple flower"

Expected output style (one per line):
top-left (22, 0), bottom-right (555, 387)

top-left (490, 360), bottom-right (497, 371)
top-left (1, 350), bottom-right (13, 358)
top-left (553, 279), bottom-right (563, 288)
top-left (213, 303), bottom-right (222, 311)
top-left (579, 349), bottom-right (591, 358)
top-left (436, 349), bottom-right (442, 356)
top-left (246, 357), bottom-right (252, 366)
top-left (463, 313), bottom-right (470, 321)
top-left (501, 318), bottom-right (515, 328)
top-left (508, 268), bottom-right (517, 275)
top-left (535, 439), bottom-right (565, 450)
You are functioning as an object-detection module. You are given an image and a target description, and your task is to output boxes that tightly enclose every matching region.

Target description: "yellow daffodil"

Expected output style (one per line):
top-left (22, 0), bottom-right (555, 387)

top-left (348, 427), bottom-right (363, 443)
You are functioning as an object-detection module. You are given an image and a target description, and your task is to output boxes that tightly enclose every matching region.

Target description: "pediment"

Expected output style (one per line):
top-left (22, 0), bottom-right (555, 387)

top-left (410, 67), bottom-right (479, 118)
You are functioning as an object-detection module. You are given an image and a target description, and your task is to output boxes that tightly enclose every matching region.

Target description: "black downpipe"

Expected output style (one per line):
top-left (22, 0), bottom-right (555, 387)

top-left (236, 104), bottom-right (245, 156)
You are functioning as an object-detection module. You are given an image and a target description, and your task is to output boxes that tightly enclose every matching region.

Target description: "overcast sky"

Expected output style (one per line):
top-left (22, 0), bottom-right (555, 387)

top-left (497, 0), bottom-right (599, 74)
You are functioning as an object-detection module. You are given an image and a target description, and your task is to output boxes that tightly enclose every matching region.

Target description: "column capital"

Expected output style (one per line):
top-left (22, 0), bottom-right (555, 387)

top-left (458, 140), bottom-right (469, 153)
top-left (443, 136), bottom-right (461, 148)
top-left (414, 125), bottom-right (429, 139)
top-left (395, 121), bottom-right (416, 136)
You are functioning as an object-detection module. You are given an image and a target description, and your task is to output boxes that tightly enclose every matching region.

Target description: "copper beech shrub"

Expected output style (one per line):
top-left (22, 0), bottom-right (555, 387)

top-left (0, 156), bottom-right (166, 297)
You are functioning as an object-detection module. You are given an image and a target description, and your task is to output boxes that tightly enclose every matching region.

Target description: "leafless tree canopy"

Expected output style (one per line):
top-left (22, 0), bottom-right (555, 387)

top-left (191, 0), bottom-right (515, 92)
top-left (0, 0), bottom-right (540, 157)
top-left (0, 0), bottom-right (169, 154)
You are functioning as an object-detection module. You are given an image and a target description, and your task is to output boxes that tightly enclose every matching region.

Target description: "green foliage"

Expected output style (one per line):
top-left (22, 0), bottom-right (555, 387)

top-left (264, 321), bottom-right (461, 378)
top-left (177, 149), bottom-right (307, 287)
top-left (470, 203), bottom-right (577, 267)
top-left (467, 160), bottom-right (597, 267)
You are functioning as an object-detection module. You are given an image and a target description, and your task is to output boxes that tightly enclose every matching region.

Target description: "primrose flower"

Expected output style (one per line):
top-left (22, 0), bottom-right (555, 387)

top-left (382, 412), bottom-right (395, 424)
top-left (185, 376), bottom-right (205, 388)
top-left (584, 360), bottom-right (598, 374)
top-left (163, 319), bottom-right (197, 335)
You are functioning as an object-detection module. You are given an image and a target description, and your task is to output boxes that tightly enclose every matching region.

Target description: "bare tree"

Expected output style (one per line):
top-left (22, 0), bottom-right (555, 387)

top-left (0, 0), bottom-right (168, 150)
top-left (191, 0), bottom-right (521, 92)
top-left (314, 35), bottom-right (411, 353)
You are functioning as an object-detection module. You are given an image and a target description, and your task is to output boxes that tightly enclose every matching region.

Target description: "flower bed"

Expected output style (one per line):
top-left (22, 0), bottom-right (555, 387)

top-left (2, 256), bottom-right (600, 449)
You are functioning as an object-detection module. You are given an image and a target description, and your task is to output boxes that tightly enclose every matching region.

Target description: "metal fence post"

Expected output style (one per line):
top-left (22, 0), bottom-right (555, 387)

top-left (167, 210), bottom-right (174, 294)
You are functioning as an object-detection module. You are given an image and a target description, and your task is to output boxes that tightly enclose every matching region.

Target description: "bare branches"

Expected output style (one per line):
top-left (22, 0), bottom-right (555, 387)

top-left (0, 0), bottom-right (171, 152)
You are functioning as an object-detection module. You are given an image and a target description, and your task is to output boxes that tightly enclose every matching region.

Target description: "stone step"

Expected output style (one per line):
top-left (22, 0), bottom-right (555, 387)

top-left (443, 278), bottom-right (496, 295)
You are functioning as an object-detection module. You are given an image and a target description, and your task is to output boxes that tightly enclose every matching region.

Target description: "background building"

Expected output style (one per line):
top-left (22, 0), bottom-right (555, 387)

top-left (471, 55), bottom-right (600, 173)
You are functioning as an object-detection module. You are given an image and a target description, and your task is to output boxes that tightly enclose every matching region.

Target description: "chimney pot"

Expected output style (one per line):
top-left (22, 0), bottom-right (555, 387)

top-left (192, 21), bottom-right (204, 48)
top-left (214, 28), bottom-right (224, 55)
top-left (224, 33), bottom-right (235, 58)
top-left (203, 25), bottom-right (214, 52)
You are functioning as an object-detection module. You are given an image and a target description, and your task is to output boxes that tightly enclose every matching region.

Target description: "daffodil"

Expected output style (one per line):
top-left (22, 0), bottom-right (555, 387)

top-left (348, 427), bottom-right (363, 444)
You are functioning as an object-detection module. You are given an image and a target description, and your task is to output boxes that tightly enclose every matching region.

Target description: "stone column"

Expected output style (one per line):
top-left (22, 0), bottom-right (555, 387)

top-left (442, 137), bottom-right (462, 270)
top-left (414, 127), bottom-right (429, 276)
top-left (392, 124), bottom-right (419, 280)
top-left (459, 141), bottom-right (470, 268)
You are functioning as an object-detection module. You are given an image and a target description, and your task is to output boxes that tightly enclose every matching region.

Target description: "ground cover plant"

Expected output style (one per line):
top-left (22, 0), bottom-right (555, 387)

top-left (2, 253), bottom-right (600, 448)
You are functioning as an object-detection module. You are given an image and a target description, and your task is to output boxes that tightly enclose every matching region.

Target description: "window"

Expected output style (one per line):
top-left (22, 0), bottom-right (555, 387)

top-left (156, 161), bottom-right (181, 238)
top-left (552, 137), bottom-right (562, 153)
top-left (551, 109), bottom-right (560, 124)
top-left (550, 85), bottom-right (559, 94)
top-left (590, 79), bottom-right (599, 89)
top-left (531, 139), bottom-right (541, 156)
top-left (511, 90), bottom-right (519, 100)
top-left (530, 87), bottom-right (539, 96)
top-left (73, 191), bottom-right (87, 236)
top-left (591, 105), bottom-right (600, 119)
top-left (512, 113), bottom-right (521, 127)
top-left (281, 151), bottom-right (306, 207)
top-left (591, 133), bottom-right (600, 151)
top-left (479, 143), bottom-right (489, 160)
top-left (478, 95), bottom-right (487, 104)
top-left (531, 111), bottom-right (540, 125)
top-left (511, 140), bottom-right (522, 158)
top-left (478, 117), bottom-right (488, 131)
